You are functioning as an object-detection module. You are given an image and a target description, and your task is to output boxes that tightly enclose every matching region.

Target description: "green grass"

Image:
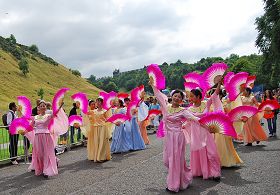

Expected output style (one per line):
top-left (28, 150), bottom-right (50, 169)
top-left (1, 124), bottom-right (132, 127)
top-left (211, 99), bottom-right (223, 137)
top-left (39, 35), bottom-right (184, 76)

top-left (0, 128), bottom-right (25, 144)
top-left (0, 49), bottom-right (100, 115)
top-left (0, 145), bottom-right (33, 161)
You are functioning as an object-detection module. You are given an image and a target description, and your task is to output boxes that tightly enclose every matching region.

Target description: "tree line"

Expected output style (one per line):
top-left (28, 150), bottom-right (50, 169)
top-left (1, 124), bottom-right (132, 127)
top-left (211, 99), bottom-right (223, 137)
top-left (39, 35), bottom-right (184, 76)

top-left (88, 54), bottom-right (264, 93)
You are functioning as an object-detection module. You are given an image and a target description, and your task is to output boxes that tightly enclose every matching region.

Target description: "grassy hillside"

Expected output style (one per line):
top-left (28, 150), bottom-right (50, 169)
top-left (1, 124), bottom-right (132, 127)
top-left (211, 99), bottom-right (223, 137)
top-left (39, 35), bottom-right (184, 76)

top-left (0, 49), bottom-right (100, 114)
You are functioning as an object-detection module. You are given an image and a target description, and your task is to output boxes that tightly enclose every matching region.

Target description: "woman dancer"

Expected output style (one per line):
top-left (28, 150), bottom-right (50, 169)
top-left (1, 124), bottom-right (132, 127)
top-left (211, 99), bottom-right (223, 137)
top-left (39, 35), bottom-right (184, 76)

top-left (208, 84), bottom-right (243, 167)
top-left (28, 100), bottom-right (63, 178)
top-left (85, 98), bottom-right (112, 162)
top-left (241, 88), bottom-right (267, 146)
top-left (138, 92), bottom-right (150, 145)
top-left (128, 102), bottom-right (146, 151)
top-left (110, 99), bottom-right (132, 153)
top-left (149, 78), bottom-right (204, 193)
top-left (187, 88), bottom-right (221, 180)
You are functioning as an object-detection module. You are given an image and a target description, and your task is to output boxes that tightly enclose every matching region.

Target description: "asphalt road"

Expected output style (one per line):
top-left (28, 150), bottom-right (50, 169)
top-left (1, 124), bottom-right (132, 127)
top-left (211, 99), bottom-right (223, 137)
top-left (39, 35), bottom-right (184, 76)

top-left (0, 119), bottom-right (279, 195)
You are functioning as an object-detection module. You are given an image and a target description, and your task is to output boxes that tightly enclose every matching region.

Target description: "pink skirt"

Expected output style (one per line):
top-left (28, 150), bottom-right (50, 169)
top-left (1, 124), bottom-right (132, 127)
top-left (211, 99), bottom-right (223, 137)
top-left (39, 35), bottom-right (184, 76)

top-left (28, 133), bottom-right (58, 176)
top-left (163, 131), bottom-right (192, 192)
top-left (190, 132), bottom-right (221, 179)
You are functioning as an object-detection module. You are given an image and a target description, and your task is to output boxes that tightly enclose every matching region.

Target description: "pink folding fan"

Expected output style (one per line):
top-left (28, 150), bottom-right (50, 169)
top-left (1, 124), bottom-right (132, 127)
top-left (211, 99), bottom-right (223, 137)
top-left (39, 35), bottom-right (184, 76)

top-left (71, 92), bottom-right (88, 114)
top-left (68, 115), bottom-right (83, 127)
top-left (147, 64), bottom-right (166, 89)
top-left (17, 96), bottom-right (32, 119)
top-left (199, 111), bottom-right (237, 138)
top-left (228, 106), bottom-right (259, 122)
top-left (227, 72), bottom-right (249, 101)
top-left (202, 62), bottom-right (228, 90)
top-left (52, 88), bottom-right (69, 113)
top-left (107, 114), bottom-right (129, 124)
top-left (9, 118), bottom-right (33, 135)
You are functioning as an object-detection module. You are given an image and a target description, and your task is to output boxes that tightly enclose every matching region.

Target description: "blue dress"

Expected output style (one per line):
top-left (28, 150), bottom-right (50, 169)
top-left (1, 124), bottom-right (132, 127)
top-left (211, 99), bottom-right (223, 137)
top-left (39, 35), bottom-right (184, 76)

top-left (110, 108), bottom-right (133, 153)
top-left (129, 116), bottom-right (146, 150)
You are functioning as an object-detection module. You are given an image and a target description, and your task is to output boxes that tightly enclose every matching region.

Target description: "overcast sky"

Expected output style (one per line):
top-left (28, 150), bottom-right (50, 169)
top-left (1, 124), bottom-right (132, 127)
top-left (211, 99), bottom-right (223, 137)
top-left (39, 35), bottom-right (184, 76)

top-left (0, 0), bottom-right (264, 78)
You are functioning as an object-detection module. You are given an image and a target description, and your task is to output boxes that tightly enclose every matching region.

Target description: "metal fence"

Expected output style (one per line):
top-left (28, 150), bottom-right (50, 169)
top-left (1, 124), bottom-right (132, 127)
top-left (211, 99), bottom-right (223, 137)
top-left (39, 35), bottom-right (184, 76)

top-left (0, 126), bottom-right (85, 163)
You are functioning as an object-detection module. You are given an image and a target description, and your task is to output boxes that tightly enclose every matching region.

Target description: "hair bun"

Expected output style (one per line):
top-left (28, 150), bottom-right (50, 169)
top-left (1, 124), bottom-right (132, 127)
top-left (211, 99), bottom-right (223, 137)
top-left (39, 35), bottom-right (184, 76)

top-left (195, 87), bottom-right (203, 93)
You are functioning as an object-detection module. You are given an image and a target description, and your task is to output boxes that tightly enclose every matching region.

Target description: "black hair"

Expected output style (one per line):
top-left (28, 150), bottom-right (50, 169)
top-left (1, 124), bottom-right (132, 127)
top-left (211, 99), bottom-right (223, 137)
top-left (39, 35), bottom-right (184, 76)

top-left (96, 97), bottom-right (104, 103)
top-left (38, 100), bottom-right (47, 106)
top-left (73, 102), bottom-right (77, 108)
top-left (208, 89), bottom-right (216, 96)
top-left (264, 90), bottom-right (274, 100)
top-left (171, 89), bottom-right (185, 99)
top-left (190, 88), bottom-right (203, 99)
top-left (168, 97), bottom-right (172, 103)
top-left (88, 99), bottom-right (95, 106)
top-left (124, 97), bottom-right (130, 102)
top-left (245, 87), bottom-right (252, 95)
top-left (9, 102), bottom-right (16, 110)
top-left (119, 99), bottom-right (124, 107)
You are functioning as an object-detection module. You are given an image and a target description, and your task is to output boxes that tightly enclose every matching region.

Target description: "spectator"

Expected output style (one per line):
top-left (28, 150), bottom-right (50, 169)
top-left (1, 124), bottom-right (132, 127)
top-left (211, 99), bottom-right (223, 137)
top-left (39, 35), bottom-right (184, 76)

top-left (124, 97), bottom-right (130, 107)
top-left (144, 97), bottom-right (150, 107)
top-left (69, 103), bottom-right (82, 143)
top-left (32, 99), bottom-right (41, 116)
top-left (45, 102), bottom-right (53, 115)
top-left (7, 102), bottom-right (19, 165)
top-left (149, 98), bottom-right (161, 133)
top-left (263, 90), bottom-right (278, 137)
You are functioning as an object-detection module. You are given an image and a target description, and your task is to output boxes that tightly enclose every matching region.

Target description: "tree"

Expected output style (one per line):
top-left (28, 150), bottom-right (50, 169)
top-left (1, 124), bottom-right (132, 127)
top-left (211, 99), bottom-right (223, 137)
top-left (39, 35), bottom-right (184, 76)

top-left (105, 81), bottom-right (118, 92)
top-left (88, 75), bottom-right (96, 83)
top-left (12, 47), bottom-right (22, 60)
top-left (29, 44), bottom-right (39, 53)
top-left (37, 88), bottom-right (44, 99)
top-left (113, 69), bottom-right (120, 77)
top-left (230, 58), bottom-right (254, 73)
top-left (18, 58), bottom-right (29, 76)
top-left (71, 69), bottom-right (81, 77)
top-left (255, 0), bottom-right (280, 88)
top-left (125, 79), bottom-right (137, 91)
top-left (9, 34), bottom-right (16, 44)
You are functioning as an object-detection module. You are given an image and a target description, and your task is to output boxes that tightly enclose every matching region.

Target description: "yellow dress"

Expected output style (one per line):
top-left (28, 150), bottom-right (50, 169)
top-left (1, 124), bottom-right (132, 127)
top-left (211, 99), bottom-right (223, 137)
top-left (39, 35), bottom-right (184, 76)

top-left (214, 133), bottom-right (243, 167)
top-left (212, 96), bottom-right (243, 167)
top-left (241, 96), bottom-right (267, 143)
top-left (229, 95), bottom-right (244, 135)
top-left (85, 109), bottom-right (112, 162)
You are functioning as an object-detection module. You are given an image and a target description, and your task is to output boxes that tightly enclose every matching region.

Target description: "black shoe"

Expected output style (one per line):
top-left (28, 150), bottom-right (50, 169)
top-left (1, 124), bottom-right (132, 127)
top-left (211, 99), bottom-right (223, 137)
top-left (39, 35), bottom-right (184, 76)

top-left (166, 188), bottom-right (176, 193)
top-left (245, 143), bottom-right (252, 146)
top-left (213, 177), bottom-right (221, 182)
top-left (43, 174), bottom-right (48, 179)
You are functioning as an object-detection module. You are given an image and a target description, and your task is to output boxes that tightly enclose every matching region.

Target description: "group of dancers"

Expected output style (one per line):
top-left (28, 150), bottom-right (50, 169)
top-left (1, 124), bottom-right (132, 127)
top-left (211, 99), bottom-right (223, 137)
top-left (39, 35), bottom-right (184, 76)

top-left (8, 63), bottom-right (279, 193)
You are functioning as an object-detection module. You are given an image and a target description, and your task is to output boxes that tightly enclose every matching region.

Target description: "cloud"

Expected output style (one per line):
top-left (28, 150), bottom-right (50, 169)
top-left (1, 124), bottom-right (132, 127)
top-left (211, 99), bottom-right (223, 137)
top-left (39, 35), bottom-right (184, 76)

top-left (0, 0), bottom-right (264, 78)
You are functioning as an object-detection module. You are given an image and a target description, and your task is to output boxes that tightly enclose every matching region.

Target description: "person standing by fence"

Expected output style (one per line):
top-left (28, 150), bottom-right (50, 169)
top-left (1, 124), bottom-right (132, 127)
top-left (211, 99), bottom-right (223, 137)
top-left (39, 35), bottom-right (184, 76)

top-left (69, 103), bottom-right (82, 144)
top-left (6, 102), bottom-right (19, 165)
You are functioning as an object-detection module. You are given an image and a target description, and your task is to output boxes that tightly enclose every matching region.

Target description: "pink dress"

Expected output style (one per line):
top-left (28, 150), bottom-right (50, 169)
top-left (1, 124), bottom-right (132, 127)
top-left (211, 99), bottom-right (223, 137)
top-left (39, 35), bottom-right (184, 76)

top-left (153, 86), bottom-right (201, 192)
top-left (187, 93), bottom-right (221, 179)
top-left (28, 114), bottom-right (58, 177)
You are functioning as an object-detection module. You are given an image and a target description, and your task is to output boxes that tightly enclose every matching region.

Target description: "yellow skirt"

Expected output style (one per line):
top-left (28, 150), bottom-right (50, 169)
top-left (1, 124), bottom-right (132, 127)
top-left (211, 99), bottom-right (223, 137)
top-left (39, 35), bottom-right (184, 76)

top-left (87, 125), bottom-right (111, 162)
top-left (214, 134), bottom-right (243, 167)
